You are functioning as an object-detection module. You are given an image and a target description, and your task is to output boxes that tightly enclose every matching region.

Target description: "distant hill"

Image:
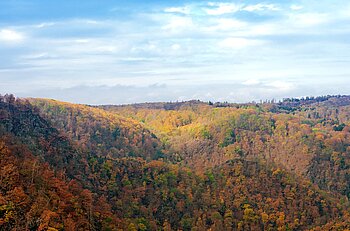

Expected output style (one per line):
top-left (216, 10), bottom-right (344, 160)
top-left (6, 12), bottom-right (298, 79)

top-left (100, 99), bottom-right (207, 111)
top-left (100, 95), bottom-right (350, 111)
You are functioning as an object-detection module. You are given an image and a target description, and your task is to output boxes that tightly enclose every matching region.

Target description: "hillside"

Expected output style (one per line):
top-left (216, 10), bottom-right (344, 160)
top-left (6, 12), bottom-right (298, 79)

top-left (28, 98), bottom-right (162, 160)
top-left (1, 94), bottom-right (350, 230)
top-left (101, 96), bottom-right (350, 199)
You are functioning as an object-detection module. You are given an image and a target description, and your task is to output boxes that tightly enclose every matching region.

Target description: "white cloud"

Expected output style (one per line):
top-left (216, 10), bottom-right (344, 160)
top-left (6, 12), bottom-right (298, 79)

top-left (265, 81), bottom-right (295, 91)
top-left (219, 37), bottom-right (265, 49)
top-left (171, 44), bottom-right (181, 50)
top-left (242, 79), bottom-right (261, 86)
top-left (290, 5), bottom-right (303, 11)
top-left (164, 6), bottom-right (191, 15)
top-left (207, 18), bottom-right (246, 31)
top-left (3, 2), bottom-right (350, 104)
top-left (243, 4), bottom-right (280, 12)
top-left (82, 19), bottom-right (99, 25)
top-left (244, 23), bottom-right (279, 36)
top-left (290, 13), bottom-right (330, 27)
top-left (0, 29), bottom-right (24, 43)
top-left (21, 53), bottom-right (49, 60)
top-left (339, 4), bottom-right (350, 18)
top-left (131, 42), bottom-right (159, 54)
top-left (35, 22), bottom-right (56, 28)
top-left (74, 39), bottom-right (90, 43)
top-left (94, 45), bottom-right (119, 53)
top-left (162, 16), bottom-right (193, 31)
top-left (205, 2), bottom-right (241, 15)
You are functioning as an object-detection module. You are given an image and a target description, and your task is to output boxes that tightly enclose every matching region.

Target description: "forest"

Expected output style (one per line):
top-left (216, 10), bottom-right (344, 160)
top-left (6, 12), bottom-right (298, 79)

top-left (1, 94), bottom-right (350, 230)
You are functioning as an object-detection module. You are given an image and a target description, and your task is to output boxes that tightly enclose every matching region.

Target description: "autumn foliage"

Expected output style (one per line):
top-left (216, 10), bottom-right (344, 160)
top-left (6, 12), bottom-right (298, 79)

top-left (1, 94), bottom-right (350, 230)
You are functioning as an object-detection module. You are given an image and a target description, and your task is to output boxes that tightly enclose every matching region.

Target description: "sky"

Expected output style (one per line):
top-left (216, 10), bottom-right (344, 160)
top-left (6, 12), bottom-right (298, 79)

top-left (0, 0), bottom-right (350, 104)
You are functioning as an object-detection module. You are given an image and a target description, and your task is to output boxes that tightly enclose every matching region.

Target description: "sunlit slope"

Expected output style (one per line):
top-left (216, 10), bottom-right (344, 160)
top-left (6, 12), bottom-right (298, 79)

top-left (29, 98), bottom-right (162, 160)
top-left (101, 96), bottom-right (350, 199)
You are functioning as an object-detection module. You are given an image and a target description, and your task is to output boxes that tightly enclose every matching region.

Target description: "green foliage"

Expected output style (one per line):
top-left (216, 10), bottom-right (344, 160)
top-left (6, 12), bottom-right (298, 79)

top-left (334, 123), bottom-right (346, 131)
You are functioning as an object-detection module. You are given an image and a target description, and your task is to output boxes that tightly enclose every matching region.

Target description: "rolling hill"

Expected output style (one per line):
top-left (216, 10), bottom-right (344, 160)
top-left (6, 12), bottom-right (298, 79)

top-left (1, 94), bottom-right (350, 230)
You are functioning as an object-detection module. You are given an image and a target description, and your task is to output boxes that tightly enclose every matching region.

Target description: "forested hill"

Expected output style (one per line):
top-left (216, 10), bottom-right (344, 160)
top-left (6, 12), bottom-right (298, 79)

top-left (28, 98), bottom-right (162, 160)
top-left (100, 95), bottom-right (350, 111)
top-left (1, 94), bottom-right (350, 230)
top-left (101, 95), bottom-right (350, 196)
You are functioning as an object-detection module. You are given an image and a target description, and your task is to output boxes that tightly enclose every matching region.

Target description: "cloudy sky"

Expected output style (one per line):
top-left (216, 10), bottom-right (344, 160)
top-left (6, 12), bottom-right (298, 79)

top-left (0, 0), bottom-right (350, 104)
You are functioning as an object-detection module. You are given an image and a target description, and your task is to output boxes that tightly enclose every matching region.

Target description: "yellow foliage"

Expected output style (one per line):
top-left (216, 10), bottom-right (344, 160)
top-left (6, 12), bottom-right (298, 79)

top-left (261, 212), bottom-right (269, 223)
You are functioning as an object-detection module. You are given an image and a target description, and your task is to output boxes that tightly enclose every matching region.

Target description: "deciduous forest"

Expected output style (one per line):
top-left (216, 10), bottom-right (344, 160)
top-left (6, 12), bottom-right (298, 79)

top-left (1, 94), bottom-right (350, 230)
